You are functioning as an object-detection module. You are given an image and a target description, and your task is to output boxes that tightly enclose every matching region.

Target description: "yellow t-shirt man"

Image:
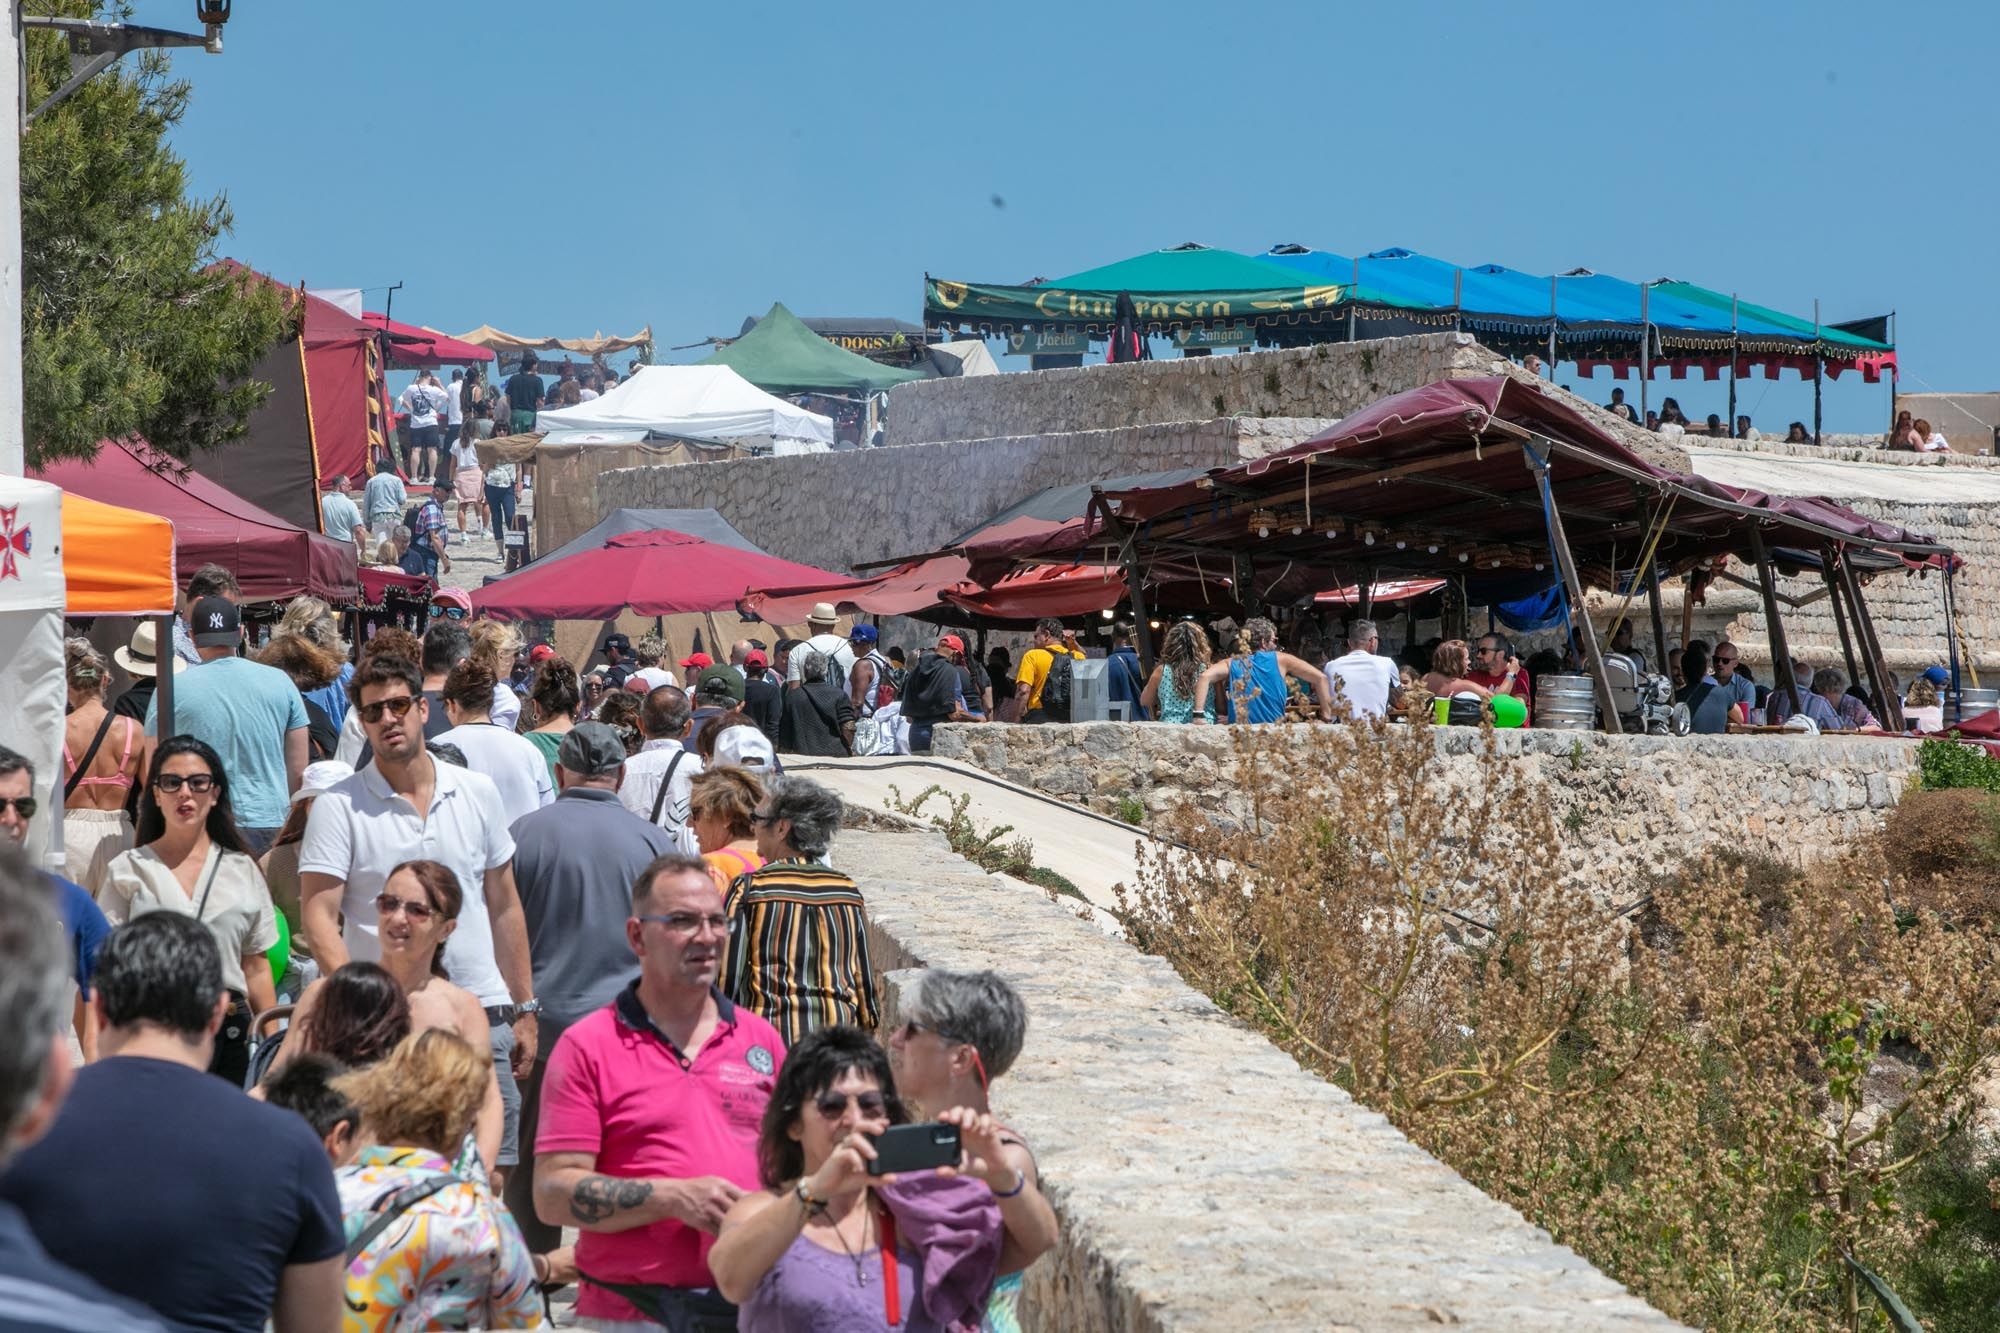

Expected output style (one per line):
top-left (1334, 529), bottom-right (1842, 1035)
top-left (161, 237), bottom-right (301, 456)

top-left (1015, 643), bottom-right (1084, 711)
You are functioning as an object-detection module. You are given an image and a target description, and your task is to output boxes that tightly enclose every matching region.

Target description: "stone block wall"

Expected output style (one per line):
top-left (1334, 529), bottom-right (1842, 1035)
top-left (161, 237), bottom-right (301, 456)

top-left (855, 824), bottom-right (1685, 1329)
top-left (596, 416), bottom-right (1334, 573)
top-left (931, 723), bottom-right (1918, 894)
top-left (884, 332), bottom-right (1485, 446)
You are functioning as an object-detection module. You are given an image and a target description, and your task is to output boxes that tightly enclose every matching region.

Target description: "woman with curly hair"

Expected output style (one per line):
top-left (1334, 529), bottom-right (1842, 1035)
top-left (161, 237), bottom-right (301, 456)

top-left (254, 631), bottom-right (346, 762)
top-left (522, 657), bottom-right (580, 785)
top-left (1139, 620), bottom-right (1215, 724)
top-left (1422, 640), bottom-right (1492, 701)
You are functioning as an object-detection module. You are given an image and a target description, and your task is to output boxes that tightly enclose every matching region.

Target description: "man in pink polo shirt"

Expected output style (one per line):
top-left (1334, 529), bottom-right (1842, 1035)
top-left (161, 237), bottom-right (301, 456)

top-left (534, 852), bottom-right (785, 1328)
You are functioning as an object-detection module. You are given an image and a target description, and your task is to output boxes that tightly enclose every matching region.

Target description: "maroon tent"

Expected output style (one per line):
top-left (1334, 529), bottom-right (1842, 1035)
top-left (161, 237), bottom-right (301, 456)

top-left (35, 438), bottom-right (359, 603)
top-left (469, 529), bottom-right (846, 622)
top-left (364, 313), bottom-right (496, 370)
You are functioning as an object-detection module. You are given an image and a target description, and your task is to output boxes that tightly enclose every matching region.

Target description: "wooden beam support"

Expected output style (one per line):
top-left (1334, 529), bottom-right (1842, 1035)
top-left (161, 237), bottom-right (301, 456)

top-left (1821, 548), bottom-right (1863, 692)
top-left (1525, 444), bottom-right (1621, 733)
top-left (1747, 525), bottom-right (1804, 717)
top-left (1836, 549), bottom-right (1904, 730)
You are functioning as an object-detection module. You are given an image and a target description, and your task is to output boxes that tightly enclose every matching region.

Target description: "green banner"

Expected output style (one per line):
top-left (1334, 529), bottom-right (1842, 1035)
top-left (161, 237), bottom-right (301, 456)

top-left (1173, 323), bottom-right (1254, 350)
top-left (1003, 327), bottom-right (1093, 357)
top-left (926, 277), bottom-right (1349, 330)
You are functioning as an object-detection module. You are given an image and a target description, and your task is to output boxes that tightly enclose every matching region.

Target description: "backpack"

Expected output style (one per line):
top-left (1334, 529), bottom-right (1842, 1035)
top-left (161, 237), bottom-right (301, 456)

top-left (1039, 651), bottom-right (1076, 721)
top-left (902, 653), bottom-right (959, 721)
top-left (402, 502), bottom-right (429, 546)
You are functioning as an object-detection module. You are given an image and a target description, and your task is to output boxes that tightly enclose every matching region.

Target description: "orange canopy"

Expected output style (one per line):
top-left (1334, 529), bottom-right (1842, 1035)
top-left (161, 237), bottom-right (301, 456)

top-left (63, 492), bottom-right (175, 615)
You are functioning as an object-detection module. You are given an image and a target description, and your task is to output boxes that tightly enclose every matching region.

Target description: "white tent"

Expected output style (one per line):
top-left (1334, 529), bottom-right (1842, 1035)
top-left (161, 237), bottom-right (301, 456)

top-left (0, 475), bottom-right (67, 870)
top-left (536, 364), bottom-right (834, 454)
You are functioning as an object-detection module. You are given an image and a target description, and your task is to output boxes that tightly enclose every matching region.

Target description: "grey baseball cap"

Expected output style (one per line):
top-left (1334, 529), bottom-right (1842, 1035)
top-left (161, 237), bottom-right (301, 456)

top-left (557, 721), bottom-right (627, 777)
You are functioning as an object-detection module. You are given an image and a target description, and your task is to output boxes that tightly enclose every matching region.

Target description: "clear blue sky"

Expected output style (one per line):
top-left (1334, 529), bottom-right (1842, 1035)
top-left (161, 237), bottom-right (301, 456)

top-left (135, 0), bottom-right (1998, 434)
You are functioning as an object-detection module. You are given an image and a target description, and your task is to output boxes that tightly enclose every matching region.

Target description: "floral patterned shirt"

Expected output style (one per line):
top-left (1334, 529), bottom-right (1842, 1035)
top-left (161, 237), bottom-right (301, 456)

top-left (336, 1145), bottom-right (543, 1331)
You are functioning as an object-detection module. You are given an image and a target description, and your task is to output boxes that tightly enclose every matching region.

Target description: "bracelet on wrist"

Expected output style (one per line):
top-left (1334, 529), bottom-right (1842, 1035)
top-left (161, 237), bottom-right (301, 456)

top-left (991, 1168), bottom-right (1027, 1199)
top-left (794, 1179), bottom-right (827, 1210)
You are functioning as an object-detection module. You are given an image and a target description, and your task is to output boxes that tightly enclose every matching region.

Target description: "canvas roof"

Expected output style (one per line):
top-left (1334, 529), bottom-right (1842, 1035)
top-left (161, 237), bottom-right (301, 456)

top-left (534, 364), bottom-right (834, 446)
top-left (700, 303), bottom-right (927, 396)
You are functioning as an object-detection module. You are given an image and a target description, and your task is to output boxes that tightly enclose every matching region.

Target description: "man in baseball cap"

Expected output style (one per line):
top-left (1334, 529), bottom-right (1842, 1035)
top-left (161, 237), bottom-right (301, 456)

top-left (679, 652), bottom-right (714, 674)
top-left (557, 721), bottom-right (628, 785)
top-left (600, 633), bottom-right (634, 688)
top-left (847, 624), bottom-right (892, 721)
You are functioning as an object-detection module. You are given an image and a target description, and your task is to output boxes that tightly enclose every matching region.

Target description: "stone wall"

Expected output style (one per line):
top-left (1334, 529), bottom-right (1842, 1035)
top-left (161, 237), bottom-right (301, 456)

top-left (930, 723), bottom-right (1917, 892)
top-left (596, 415), bottom-right (1334, 572)
top-left (884, 332), bottom-right (1485, 447)
top-left (854, 823), bottom-right (1685, 1329)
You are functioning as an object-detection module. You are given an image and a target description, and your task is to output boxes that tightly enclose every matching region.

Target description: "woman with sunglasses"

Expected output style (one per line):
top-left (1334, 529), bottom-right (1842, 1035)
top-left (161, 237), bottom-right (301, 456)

top-left (711, 1025), bottom-right (1013, 1332)
top-left (889, 971), bottom-right (1058, 1333)
top-left (273, 860), bottom-right (502, 1176)
top-left (99, 736), bottom-right (281, 1084)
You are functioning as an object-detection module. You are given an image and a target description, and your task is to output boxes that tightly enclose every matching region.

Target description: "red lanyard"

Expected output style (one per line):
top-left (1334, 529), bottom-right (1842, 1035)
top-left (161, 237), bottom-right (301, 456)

top-left (878, 1205), bottom-right (900, 1326)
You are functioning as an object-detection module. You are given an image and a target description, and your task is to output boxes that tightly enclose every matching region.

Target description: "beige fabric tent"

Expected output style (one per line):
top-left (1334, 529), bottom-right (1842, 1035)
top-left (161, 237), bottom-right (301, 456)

top-left (453, 325), bottom-right (653, 357)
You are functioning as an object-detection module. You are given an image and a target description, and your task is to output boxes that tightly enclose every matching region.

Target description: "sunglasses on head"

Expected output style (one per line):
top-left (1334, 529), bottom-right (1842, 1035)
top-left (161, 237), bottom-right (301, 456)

top-left (358, 695), bottom-right (418, 724)
top-left (813, 1090), bottom-right (887, 1119)
top-left (154, 773), bottom-right (217, 795)
top-left (0, 796), bottom-right (37, 818)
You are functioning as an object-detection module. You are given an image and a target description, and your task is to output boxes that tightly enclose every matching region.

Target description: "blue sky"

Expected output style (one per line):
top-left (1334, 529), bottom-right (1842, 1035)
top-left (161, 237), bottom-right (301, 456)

top-left (134, 0), bottom-right (1998, 433)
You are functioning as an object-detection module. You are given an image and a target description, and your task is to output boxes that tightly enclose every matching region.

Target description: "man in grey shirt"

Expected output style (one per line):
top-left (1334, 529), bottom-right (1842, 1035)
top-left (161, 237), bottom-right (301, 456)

top-left (362, 462), bottom-right (408, 550)
top-left (503, 721), bottom-right (678, 1255)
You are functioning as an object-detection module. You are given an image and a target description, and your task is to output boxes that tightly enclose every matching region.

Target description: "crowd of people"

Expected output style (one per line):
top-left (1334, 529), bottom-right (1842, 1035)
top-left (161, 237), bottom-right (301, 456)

top-left (1593, 386), bottom-right (1955, 453)
top-left (1, 560), bottom-right (1063, 1331)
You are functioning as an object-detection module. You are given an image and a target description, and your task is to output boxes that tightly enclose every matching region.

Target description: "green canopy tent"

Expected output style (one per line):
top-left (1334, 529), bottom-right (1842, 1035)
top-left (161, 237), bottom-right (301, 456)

top-left (923, 242), bottom-right (1424, 349)
top-left (700, 302), bottom-right (927, 396)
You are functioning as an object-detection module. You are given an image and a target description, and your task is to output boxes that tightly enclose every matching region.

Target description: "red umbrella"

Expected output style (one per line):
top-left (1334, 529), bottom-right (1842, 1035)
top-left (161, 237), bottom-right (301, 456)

top-left (469, 530), bottom-right (848, 622)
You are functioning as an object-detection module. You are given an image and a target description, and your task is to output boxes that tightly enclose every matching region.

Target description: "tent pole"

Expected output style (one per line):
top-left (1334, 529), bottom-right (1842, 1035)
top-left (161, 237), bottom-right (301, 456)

top-left (1546, 274), bottom-right (1558, 372)
top-left (1636, 492), bottom-right (1669, 671)
top-left (1728, 293), bottom-right (1738, 436)
top-left (1452, 269), bottom-right (1463, 335)
top-left (1887, 310), bottom-right (1898, 438)
top-left (152, 614), bottom-right (176, 739)
top-left (1748, 525), bottom-right (1803, 717)
top-left (1823, 547), bottom-right (1862, 688)
top-left (1346, 257), bottom-right (1358, 343)
top-left (1812, 298), bottom-right (1823, 446)
top-left (1639, 283), bottom-right (1651, 422)
top-left (1837, 549), bottom-right (1903, 730)
top-left (1123, 549), bottom-right (1155, 676)
top-left (1526, 443), bottom-right (1620, 733)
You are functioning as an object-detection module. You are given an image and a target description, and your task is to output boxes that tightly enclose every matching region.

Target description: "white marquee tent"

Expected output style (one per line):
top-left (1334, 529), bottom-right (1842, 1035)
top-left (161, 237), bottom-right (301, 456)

top-left (536, 364), bottom-right (835, 454)
top-left (0, 475), bottom-right (67, 870)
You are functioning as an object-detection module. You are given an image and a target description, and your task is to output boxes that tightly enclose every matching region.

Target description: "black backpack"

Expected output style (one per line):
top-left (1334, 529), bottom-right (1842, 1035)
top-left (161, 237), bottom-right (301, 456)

top-left (1040, 652), bottom-right (1075, 721)
top-left (903, 653), bottom-right (959, 722)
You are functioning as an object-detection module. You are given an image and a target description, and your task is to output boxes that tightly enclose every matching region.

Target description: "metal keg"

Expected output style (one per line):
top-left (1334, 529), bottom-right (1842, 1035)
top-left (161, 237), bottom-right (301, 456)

top-left (1536, 674), bottom-right (1597, 730)
top-left (1947, 687), bottom-right (2000, 726)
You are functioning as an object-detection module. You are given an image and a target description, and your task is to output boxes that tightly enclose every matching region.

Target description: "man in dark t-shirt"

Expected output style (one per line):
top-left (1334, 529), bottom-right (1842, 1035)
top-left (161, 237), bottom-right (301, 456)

top-left (503, 353), bottom-right (545, 433)
top-left (0, 914), bottom-right (344, 1331)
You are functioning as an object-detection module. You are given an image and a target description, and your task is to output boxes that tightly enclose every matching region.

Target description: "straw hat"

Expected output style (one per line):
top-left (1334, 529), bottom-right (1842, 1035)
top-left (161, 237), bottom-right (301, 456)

top-left (807, 602), bottom-right (838, 628)
top-left (114, 621), bottom-right (185, 679)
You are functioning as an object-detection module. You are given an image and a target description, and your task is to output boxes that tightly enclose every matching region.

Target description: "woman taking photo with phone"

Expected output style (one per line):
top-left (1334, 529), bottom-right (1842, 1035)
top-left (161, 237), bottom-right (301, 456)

top-left (272, 860), bottom-right (502, 1177)
top-left (889, 970), bottom-right (1059, 1331)
top-left (99, 736), bottom-right (281, 1084)
top-left (711, 1025), bottom-right (1025, 1332)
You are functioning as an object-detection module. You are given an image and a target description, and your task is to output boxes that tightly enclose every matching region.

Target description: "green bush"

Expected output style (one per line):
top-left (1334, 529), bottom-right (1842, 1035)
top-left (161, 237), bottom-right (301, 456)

top-left (1917, 737), bottom-right (2000, 792)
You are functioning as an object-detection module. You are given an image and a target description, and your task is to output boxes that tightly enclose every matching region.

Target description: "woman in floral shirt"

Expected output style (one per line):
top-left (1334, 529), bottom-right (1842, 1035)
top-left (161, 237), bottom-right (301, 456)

top-left (334, 1029), bottom-right (542, 1331)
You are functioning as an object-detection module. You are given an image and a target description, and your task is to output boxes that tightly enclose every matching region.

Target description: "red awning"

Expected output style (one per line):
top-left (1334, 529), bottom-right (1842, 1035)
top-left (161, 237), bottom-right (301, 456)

top-left (34, 438), bottom-right (359, 603)
top-left (363, 313), bottom-right (496, 369)
top-left (741, 554), bottom-right (976, 623)
top-left (1314, 579), bottom-right (1447, 605)
top-left (470, 529), bottom-right (847, 622)
top-left (358, 566), bottom-right (432, 608)
top-left (741, 552), bottom-right (1136, 625)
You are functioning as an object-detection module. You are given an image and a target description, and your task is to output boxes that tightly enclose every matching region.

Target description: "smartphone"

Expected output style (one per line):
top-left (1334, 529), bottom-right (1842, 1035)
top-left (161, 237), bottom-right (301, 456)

top-left (866, 1122), bottom-right (961, 1177)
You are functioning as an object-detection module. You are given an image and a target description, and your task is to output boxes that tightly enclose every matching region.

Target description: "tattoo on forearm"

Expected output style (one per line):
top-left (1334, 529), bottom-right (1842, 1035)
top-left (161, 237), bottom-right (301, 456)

top-left (570, 1174), bottom-right (654, 1223)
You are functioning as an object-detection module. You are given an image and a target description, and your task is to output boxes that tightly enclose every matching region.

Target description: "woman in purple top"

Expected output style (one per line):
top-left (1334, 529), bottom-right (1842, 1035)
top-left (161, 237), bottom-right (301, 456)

top-left (710, 1026), bottom-right (1018, 1332)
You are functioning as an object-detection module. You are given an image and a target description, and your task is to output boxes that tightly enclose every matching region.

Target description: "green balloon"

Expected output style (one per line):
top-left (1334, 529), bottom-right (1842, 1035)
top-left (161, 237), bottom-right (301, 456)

top-left (267, 910), bottom-right (292, 987)
top-left (1488, 693), bottom-right (1528, 728)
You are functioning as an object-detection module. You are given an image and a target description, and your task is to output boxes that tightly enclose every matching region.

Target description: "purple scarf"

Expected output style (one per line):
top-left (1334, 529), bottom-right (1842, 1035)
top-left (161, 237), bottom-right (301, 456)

top-left (879, 1173), bottom-right (1003, 1331)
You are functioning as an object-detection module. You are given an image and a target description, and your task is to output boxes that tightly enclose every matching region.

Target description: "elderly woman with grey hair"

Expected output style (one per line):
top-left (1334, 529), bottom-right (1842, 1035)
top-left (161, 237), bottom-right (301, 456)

top-left (778, 650), bottom-right (856, 757)
top-left (721, 775), bottom-right (878, 1044)
top-left (890, 970), bottom-right (1060, 1329)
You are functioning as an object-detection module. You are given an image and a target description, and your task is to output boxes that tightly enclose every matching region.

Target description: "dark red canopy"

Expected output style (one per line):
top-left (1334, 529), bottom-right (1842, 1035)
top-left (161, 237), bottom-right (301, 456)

top-left (363, 313), bottom-right (495, 369)
top-left (470, 529), bottom-right (847, 622)
top-left (35, 438), bottom-right (360, 603)
top-left (741, 554), bottom-right (1132, 625)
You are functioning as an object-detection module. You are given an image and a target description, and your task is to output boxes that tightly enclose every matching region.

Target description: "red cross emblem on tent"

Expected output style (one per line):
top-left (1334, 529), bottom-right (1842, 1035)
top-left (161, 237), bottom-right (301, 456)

top-left (0, 506), bottom-right (28, 581)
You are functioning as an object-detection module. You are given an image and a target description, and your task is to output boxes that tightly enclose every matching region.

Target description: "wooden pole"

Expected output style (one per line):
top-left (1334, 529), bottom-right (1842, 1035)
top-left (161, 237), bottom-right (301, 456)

top-left (1527, 443), bottom-right (1621, 732)
top-left (1747, 526), bottom-right (1803, 717)
top-left (1822, 549), bottom-right (1863, 689)
top-left (1347, 257), bottom-right (1359, 342)
top-left (1646, 557), bottom-right (1670, 676)
top-left (1123, 546), bottom-right (1155, 676)
top-left (1812, 298), bottom-right (1824, 446)
top-left (1639, 282), bottom-right (1651, 422)
top-left (1836, 549), bottom-right (1904, 730)
top-left (1727, 293), bottom-right (1739, 436)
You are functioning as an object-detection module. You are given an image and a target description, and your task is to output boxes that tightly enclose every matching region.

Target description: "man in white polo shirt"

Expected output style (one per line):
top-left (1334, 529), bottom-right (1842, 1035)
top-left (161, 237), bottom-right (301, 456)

top-left (296, 651), bottom-right (539, 1185)
top-left (1323, 618), bottom-right (1403, 721)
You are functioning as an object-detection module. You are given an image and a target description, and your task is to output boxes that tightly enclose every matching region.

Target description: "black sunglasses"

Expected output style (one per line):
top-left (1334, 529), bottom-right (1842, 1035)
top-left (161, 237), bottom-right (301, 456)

top-left (358, 695), bottom-right (419, 724)
top-left (153, 773), bottom-right (217, 795)
top-left (0, 796), bottom-right (37, 818)
top-left (813, 1091), bottom-right (887, 1119)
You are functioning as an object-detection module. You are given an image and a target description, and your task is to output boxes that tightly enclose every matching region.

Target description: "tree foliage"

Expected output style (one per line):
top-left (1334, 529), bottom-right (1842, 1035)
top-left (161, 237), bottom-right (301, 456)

top-left (21, 1), bottom-right (287, 465)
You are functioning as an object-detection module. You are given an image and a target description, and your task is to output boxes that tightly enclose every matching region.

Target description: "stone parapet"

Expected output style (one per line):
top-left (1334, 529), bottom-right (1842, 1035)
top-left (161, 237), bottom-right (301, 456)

top-left (930, 723), bottom-right (1919, 893)
top-left (855, 824), bottom-right (1685, 1329)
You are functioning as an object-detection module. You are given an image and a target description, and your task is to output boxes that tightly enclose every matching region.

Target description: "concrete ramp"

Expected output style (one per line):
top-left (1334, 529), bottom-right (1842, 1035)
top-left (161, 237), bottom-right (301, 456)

top-left (781, 755), bottom-right (1153, 923)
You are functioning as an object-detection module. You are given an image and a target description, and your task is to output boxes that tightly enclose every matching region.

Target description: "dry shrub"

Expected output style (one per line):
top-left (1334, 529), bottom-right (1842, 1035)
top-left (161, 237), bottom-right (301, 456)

top-left (1882, 788), bottom-right (2000, 933)
top-left (1119, 718), bottom-right (2000, 1332)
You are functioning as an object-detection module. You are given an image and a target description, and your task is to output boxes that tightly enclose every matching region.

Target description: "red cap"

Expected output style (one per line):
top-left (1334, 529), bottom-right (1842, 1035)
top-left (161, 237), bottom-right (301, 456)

top-left (679, 652), bottom-right (713, 670)
top-left (937, 634), bottom-right (965, 653)
top-left (529, 644), bottom-right (556, 663)
top-left (744, 649), bottom-right (768, 669)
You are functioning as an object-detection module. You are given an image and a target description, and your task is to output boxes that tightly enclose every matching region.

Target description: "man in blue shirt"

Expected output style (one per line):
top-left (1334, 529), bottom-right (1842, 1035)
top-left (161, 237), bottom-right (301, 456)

top-left (1107, 622), bottom-right (1149, 721)
top-left (0, 848), bottom-right (167, 1333)
top-left (145, 597), bottom-right (308, 854)
top-left (0, 747), bottom-right (110, 1062)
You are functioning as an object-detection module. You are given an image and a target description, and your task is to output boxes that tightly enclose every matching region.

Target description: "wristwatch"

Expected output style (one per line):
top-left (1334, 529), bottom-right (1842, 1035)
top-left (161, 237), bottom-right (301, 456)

top-left (513, 998), bottom-right (543, 1018)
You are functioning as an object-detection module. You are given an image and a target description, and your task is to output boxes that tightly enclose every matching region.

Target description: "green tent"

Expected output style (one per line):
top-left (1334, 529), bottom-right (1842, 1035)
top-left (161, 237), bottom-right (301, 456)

top-left (1650, 281), bottom-right (1890, 356)
top-left (1052, 243), bottom-right (1321, 291)
top-left (700, 302), bottom-right (926, 395)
